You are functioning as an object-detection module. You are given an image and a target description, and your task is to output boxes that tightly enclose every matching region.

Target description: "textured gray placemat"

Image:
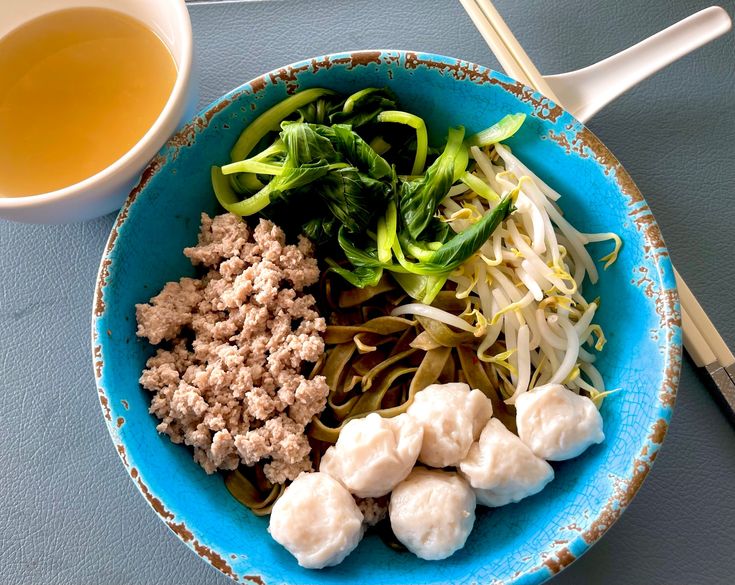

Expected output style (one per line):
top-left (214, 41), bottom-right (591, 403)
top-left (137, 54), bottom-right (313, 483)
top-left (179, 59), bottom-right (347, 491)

top-left (1, 1), bottom-right (734, 584)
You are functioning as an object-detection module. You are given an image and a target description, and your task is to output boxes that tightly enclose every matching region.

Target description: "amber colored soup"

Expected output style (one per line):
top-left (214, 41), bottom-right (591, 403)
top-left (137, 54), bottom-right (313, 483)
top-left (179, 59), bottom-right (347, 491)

top-left (0, 8), bottom-right (177, 197)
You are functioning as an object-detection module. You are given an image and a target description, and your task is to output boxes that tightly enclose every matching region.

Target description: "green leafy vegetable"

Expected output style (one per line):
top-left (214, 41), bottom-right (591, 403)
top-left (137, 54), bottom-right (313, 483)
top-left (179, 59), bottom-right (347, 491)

top-left (330, 124), bottom-right (391, 179)
top-left (421, 193), bottom-right (516, 273)
top-left (302, 216), bottom-right (337, 244)
top-left (392, 272), bottom-right (447, 304)
top-left (330, 87), bottom-right (397, 127)
top-left (248, 138), bottom-right (287, 163)
top-left (319, 167), bottom-right (390, 233)
top-left (453, 142), bottom-right (470, 181)
top-left (397, 232), bottom-right (437, 262)
top-left (376, 201), bottom-right (397, 263)
top-left (230, 172), bottom-right (263, 195)
top-left (281, 121), bottom-right (339, 164)
top-left (343, 88), bottom-right (383, 114)
top-left (399, 126), bottom-right (465, 239)
top-left (328, 263), bottom-right (384, 288)
top-left (466, 113), bottom-right (526, 147)
top-left (369, 136), bottom-right (391, 155)
top-left (267, 161), bottom-right (331, 197)
top-left (214, 87), bottom-right (520, 303)
top-left (221, 160), bottom-right (284, 176)
top-left (297, 95), bottom-right (339, 124)
top-left (460, 171), bottom-right (500, 202)
top-left (337, 226), bottom-right (385, 268)
top-left (212, 166), bottom-right (246, 214)
top-left (230, 88), bottom-right (335, 162)
top-left (225, 161), bottom-right (330, 216)
top-left (376, 110), bottom-right (428, 175)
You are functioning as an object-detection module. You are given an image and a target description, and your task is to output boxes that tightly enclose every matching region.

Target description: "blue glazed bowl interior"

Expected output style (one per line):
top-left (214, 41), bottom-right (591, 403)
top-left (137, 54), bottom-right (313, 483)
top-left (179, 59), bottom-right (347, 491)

top-left (93, 51), bottom-right (680, 585)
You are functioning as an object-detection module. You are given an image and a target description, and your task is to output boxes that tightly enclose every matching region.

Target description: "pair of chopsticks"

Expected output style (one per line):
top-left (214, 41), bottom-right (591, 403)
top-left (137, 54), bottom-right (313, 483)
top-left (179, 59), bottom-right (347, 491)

top-left (459, 0), bottom-right (562, 103)
top-left (460, 0), bottom-right (735, 419)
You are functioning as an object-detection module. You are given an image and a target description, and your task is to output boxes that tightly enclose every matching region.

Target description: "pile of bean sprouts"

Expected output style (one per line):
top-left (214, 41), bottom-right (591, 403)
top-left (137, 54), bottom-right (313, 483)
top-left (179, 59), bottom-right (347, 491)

top-left (390, 143), bottom-right (621, 407)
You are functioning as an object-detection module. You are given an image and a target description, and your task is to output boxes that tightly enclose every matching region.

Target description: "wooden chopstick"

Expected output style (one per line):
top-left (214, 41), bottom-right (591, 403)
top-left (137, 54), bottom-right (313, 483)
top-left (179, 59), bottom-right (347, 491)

top-left (459, 0), bottom-right (561, 102)
top-left (676, 269), bottom-right (735, 367)
top-left (681, 304), bottom-right (716, 368)
top-left (461, 0), bottom-right (735, 417)
top-left (459, 0), bottom-right (527, 84)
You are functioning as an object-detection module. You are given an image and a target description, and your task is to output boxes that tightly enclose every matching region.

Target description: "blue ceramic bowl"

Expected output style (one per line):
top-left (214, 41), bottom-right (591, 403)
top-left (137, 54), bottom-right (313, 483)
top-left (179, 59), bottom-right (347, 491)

top-left (92, 51), bottom-right (681, 585)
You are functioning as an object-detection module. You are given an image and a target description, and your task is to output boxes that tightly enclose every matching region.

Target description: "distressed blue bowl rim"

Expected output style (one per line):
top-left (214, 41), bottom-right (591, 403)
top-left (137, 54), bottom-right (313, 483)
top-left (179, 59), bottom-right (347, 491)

top-left (91, 50), bottom-right (682, 584)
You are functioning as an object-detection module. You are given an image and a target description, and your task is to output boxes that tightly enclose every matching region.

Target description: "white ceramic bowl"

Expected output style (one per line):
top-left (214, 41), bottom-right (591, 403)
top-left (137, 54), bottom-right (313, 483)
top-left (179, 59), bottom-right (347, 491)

top-left (0, 0), bottom-right (196, 224)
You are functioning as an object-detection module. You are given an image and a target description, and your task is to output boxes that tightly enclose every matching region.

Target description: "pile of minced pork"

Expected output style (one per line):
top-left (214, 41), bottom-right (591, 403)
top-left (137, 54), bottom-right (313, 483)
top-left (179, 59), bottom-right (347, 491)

top-left (269, 381), bottom-right (603, 568)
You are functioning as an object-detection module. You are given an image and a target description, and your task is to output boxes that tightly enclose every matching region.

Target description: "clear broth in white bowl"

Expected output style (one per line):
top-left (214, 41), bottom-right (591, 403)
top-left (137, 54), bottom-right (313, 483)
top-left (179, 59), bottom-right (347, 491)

top-left (0, 7), bottom-right (177, 198)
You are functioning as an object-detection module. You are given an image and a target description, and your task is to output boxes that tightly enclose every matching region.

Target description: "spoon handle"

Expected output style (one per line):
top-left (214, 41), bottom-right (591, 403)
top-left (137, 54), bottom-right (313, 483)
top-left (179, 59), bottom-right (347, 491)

top-left (544, 6), bottom-right (732, 122)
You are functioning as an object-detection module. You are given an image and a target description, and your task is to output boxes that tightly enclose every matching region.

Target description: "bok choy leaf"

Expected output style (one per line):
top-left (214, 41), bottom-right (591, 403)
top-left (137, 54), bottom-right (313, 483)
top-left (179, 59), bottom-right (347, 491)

top-left (327, 263), bottom-right (384, 288)
top-left (391, 272), bottom-right (447, 305)
top-left (318, 167), bottom-right (390, 233)
top-left (222, 161), bottom-right (330, 216)
top-left (376, 110), bottom-right (428, 175)
top-left (330, 87), bottom-right (397, 127)
top-left (398, 126), bottom-right (465, 239)
top-left (466, 113), bottom-right (526, 147)
top-left (281, 121), bottom-right (339, 164)
top-left (419, 193), bottom-right (516, 273)
top-left (230, 88), bottom-right (336, 162)
top-left (330, 124), bottom-right (392, 179)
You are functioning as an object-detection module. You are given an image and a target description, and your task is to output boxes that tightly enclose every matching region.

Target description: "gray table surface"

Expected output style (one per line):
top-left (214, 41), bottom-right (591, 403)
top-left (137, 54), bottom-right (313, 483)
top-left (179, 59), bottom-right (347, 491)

top-left (1, 0), bottom-right (735, 583)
